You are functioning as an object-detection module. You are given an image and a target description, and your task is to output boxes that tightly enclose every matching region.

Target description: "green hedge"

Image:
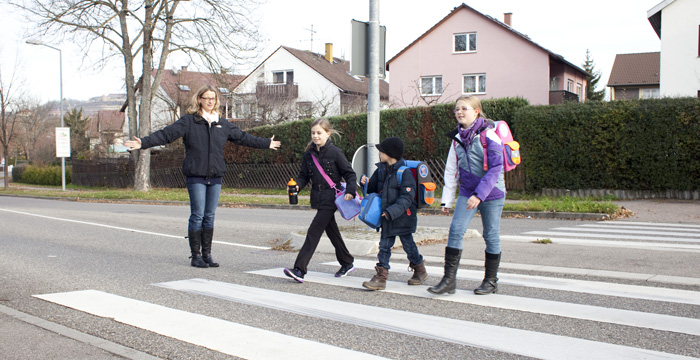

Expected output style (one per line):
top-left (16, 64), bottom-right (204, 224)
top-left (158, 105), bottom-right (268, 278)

top-left (20, 165), bottom-right (72, 186)
top-left (513, 98), bottom-right (700, 192)
top-left (224, 97), bottom-right (530, 164)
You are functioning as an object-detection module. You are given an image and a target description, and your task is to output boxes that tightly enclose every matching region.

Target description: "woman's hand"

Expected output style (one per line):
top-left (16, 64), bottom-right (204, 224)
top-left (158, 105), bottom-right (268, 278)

top-left (344, 193), bottom-right (353, 201)
top-left (441, 206), bottom-right (450, 214)
top-left (466, 195), bottom-right (481, 210)
top-left (269, 135), bottom-right (281, 150)
top-left (124, 136), bottom-right (142, 151)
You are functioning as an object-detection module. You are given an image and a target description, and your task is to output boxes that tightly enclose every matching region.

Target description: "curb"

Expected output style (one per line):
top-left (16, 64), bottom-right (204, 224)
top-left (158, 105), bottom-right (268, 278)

top-left (0, 193), bottom-right (609, 220)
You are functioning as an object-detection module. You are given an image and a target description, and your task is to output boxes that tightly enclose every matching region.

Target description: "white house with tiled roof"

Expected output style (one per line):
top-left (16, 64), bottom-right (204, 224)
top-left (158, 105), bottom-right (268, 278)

top-left (231, 45), bottom-right (389, 124)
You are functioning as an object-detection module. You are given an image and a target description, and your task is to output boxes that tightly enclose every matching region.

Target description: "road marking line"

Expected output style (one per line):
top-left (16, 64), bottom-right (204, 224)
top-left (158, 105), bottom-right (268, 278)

top-left (501, 235), bottom-right (700, 252)
top-left (34, 289), bottom-right (385, 360)
top-left (525, 230), bottom-right (700, 243)
top-left (250, 268), bottom-right (700, 336)
top-left (337, 260), bottom-right (700, 306)
top-left (597, 221), bottom-right (700, 229)
top-left (0, 208), bottom-right (269, 250)
top-left (581, 224), bottom-right (700, 232)
top-left (157, 278), bottom-right (695, 360)
top-left (550, 226), bottom-right (700, 238)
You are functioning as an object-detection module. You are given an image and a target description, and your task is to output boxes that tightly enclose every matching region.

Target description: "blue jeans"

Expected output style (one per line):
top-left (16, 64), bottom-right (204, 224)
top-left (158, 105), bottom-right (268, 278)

top-left (377, 234), bottom-right (423, 270)
top-left (447, 196), bottom-right (504, 254)
top-left (186, 183), bottom-right (221, 232)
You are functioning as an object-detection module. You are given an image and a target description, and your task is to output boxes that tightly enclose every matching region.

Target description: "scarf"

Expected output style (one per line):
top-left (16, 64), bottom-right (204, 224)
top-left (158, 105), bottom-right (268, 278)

top-left (202, 110), bottom-right (219, 127)
top-left (458, 117), bottom-right (485, 146)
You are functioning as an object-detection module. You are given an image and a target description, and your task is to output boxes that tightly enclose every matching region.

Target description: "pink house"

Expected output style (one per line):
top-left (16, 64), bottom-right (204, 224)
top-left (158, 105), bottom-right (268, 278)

top-left (386, 3), bottom-right (590, 106)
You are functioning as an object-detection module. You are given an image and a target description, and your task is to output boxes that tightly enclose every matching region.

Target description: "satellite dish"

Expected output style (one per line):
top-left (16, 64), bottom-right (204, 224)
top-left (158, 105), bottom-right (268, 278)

top-left (351, 145), bottom-right (367, 188)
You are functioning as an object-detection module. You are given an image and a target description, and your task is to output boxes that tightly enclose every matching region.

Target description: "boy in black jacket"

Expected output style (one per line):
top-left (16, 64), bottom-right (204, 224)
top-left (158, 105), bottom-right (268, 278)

top-left (360, 137), bottom-right (428, 290)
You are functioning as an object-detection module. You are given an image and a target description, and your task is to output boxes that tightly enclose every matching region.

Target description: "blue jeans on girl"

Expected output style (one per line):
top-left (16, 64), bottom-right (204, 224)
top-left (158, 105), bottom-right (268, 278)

top-left (186, 182), bottom-right (221, 232)
top-left (447, 196), bottom-right (505, 254)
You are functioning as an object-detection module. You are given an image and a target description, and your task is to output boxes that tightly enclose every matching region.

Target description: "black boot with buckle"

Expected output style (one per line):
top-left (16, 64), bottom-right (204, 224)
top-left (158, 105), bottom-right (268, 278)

top-left (188, 229), bottom-right (208, 268)
top-left (474, 252), bottom-right (501, 295)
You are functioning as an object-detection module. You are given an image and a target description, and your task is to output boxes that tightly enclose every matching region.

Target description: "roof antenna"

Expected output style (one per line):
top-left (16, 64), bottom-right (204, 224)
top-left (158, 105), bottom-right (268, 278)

top-left (303, 24), bottom-right (317, 53)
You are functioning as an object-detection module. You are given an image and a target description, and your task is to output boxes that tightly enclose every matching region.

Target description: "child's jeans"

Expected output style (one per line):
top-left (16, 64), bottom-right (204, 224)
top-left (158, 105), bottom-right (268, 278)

top-left (447, 196), bottom-right (505, 254)
top-left (377, 234), bottom-right (423, 270)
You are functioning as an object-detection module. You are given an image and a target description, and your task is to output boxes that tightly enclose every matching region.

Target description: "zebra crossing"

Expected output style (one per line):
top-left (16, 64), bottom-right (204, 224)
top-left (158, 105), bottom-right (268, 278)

top-left (32, 221), bottom-right (700, 359)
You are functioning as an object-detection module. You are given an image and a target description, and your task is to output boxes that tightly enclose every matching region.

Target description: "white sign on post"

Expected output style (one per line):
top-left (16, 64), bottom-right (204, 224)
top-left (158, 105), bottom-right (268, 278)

top-left (55, 127), bottom-right (71, 158)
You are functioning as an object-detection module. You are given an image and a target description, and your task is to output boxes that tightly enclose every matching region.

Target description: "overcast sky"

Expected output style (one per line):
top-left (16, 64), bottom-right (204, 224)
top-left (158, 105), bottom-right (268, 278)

top-left (1, 0), bottom-right (662, 102)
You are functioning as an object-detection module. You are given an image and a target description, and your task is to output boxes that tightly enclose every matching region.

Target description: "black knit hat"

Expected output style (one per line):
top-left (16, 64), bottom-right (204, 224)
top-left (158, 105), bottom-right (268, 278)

top-left (376, 136), bottom-right (404, 160)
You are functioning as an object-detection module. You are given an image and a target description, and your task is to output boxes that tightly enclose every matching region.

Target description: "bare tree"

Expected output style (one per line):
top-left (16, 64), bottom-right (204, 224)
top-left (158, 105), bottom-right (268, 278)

top-left (390, 80), bottom-right (454, 108)
top-left (14, 99), bottom-right (56, 165)
top-left (0, 62), bottom-right (23, 190)
top-left (13, 0), bottom-right (262, 190)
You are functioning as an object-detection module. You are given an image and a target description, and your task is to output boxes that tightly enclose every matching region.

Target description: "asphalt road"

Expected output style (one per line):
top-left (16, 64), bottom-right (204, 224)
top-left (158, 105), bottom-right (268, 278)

top-left (0, 197), bottom-right (698, 359)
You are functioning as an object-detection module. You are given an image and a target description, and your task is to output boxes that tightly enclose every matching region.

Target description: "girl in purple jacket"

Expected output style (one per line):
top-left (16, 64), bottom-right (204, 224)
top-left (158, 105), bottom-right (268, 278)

top-left (428, 95), bottom-right (506, 296)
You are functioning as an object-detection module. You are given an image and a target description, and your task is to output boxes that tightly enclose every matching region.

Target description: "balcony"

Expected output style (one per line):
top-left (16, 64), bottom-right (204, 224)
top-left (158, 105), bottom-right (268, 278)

top-left (256, 83), bottom-right (299, 99)
top-left (549, 90), bottom-right (579, 105)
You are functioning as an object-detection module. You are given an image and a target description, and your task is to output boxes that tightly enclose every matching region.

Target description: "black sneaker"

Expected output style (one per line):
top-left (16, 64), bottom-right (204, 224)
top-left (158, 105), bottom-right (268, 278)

top-left (335, 264), bottom-right (355, 278)
top-left (284, 268), bottom-right (304, 283)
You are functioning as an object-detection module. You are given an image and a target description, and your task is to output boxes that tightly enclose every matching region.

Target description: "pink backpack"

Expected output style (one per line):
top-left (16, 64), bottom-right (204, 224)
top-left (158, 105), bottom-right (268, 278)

top-left (480, 121), bottom-right (521, 172)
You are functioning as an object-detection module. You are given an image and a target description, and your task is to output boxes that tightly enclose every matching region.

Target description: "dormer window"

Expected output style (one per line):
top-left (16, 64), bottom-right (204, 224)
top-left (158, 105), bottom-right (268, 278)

top-left (178, 84), bottom-right (191, 91)
top-left (454, 33), bottom-right (477, 53)
top-left (218, 87), bottom-right (230, 94)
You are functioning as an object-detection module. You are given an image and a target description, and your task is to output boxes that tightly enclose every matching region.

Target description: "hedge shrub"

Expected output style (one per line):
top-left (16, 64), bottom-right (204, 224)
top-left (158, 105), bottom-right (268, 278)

top-left (224, 97), bottom-right (530, 165)
top-left (20, 165), bottom-right (72, 186)
top-left (513, 98), bottom-right (700, 192)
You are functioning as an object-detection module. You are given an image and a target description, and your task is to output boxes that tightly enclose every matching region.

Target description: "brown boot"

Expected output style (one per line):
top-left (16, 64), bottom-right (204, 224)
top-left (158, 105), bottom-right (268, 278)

top-left (408, 261), bottom-right (428, 285)
top-left (362, 266), bottom-right (388, 291)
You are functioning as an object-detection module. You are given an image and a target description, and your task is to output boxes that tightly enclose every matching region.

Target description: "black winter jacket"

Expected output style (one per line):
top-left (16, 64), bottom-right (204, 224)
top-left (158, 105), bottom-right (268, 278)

top-left (139, 113), bottom-right (270, 178)
top-left (365, 159), bottom-right (418, 236)
top-left (297, 141), bottom-right (357, 210)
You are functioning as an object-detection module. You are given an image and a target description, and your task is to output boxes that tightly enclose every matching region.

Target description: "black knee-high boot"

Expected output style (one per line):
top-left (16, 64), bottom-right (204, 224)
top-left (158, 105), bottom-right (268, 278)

top-left (474, 251), bottom-right (500, 294)
top-left (201, 227), bottom-right (219, 267)
top-left (188, 229), bottom-right (208, 268)
top-left (427, 247), bottom-right (462, 295)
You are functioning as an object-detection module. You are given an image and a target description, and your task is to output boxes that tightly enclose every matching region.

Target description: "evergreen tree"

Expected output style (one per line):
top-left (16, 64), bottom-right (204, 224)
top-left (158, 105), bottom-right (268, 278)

top-left (582, 49), bottom-right (605, 101)
top-left (63, 107), bottom-right (91, 158)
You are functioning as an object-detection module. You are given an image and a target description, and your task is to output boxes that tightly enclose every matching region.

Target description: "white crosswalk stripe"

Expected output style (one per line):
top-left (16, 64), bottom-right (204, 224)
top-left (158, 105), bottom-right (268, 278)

top-left (523, 221), bottom-right (700, 243)
top-left (34, 289), bottom-right (386, 360)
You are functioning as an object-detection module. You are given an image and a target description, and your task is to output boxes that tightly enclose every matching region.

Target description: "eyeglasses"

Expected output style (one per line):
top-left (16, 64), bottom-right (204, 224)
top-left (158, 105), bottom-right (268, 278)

top-left (200, 97), bottom-right (217, 102)
top-left (453, 106), bottom-right (475, 113)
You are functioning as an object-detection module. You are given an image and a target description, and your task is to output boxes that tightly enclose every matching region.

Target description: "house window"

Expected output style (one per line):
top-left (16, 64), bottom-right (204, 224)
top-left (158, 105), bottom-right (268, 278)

top-left (296, 102), bottom-right (313, 120)
top-left (454, 33), bottom-right (477, 53)
top-left (178, 84), bottom-right (191, 91)
top-left (272, 70), bottom-right (294, 84)
top-left (420, 76), bottom-right (443, 95)
top-left (641, 88), bottom-right (660, 99)
top-left (550, 77), bottom-right (560, 90)
top-left (463, 74), bottom-right (486, 94)
top-left (218, 87), bottom-right (230, 95)
top-left (576, 83), bottom-right (582, 100)
top-left (567, 79), bottom-right (574, 92)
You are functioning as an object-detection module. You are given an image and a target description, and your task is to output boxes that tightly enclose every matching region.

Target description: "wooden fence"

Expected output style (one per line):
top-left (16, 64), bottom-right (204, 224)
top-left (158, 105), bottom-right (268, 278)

top-left (72, 157), bottom-right (526, 191)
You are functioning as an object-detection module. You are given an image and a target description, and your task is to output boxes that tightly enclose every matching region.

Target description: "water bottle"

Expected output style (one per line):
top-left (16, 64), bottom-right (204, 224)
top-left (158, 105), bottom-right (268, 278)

top-left (287, 178), bottom-right (298, 204)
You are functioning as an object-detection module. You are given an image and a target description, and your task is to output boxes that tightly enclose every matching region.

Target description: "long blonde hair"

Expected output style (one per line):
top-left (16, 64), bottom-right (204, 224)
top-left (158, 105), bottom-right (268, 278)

top-left (455, 95), bottom-right (488, 119)
top-left (187, 85), bottom-right (221, 115)
top-left (305, 118), bottom-right (341, 151)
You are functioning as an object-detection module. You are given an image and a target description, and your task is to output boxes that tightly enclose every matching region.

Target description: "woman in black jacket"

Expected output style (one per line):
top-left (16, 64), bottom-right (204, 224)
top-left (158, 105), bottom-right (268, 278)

top-left (283, 118), bottom-right (357, 282)
top-left (124, 85), bottom-right (281, 268)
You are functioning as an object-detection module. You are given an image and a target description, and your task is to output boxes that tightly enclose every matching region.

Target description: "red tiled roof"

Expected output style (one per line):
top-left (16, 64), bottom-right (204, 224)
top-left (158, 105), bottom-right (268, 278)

top-left (607, 52), bottom-right (660, 87)
top-left (89, 110), bottom-right (125, 138)
top-left (155, 68), bottom-right (244, 105)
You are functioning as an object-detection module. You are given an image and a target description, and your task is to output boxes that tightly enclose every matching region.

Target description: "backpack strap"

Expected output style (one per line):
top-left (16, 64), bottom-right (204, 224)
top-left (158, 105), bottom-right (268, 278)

top-left (480, 130), bottom-right (489, 171)
top-left (396, 166), bottom-right (407, 188)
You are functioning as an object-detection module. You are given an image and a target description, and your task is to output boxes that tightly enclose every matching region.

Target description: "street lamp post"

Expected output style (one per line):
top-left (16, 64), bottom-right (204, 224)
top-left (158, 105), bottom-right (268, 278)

top-left (26, 39), bottom-right (66, 191)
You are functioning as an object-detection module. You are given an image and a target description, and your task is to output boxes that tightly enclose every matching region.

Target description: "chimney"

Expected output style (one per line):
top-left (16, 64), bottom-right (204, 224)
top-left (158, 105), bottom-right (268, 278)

top-left (325, 43), bottom-right (333, 63)
top-left (181, 66), bottom-right (188, 72)
top-left (504, 13), bottom-right (512, 27)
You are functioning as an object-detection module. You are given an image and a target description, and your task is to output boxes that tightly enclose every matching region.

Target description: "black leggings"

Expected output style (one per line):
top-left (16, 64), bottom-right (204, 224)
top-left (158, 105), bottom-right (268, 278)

top-left (294, 209), bottom-right (354, 274)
